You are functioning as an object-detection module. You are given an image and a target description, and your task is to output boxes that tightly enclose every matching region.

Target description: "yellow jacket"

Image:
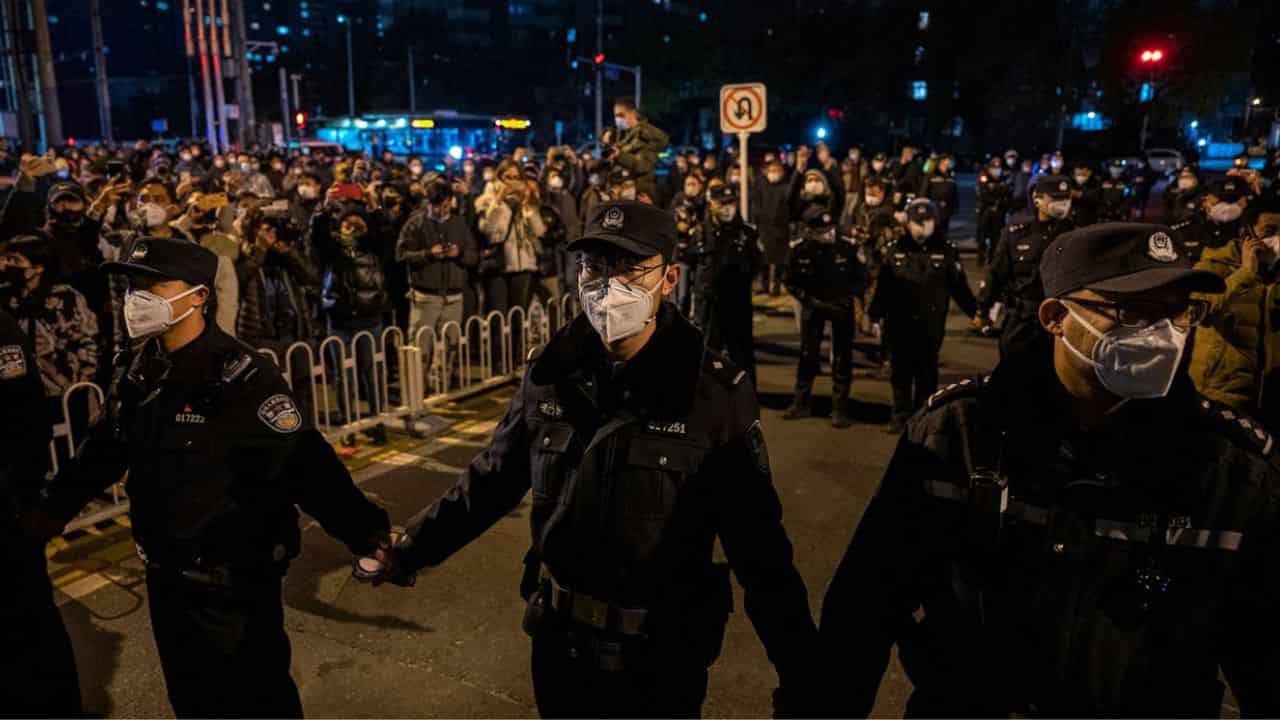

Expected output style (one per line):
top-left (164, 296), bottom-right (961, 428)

top-left (1188, 239), bottom-right (1280, 410)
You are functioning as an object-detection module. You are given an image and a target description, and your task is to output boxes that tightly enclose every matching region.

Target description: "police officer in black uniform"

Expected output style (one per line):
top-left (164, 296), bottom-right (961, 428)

top-left (869, 199), bottom-right (979, 434)
top-left (696, 183), bottom-right (762, 384)
top-left (821, 222), bottom-right (1280, 718)
top-left (1099, 159), bottom-right (1134, 222)
top-left (977, 175), bottom-right (1076, 359)
top-left (1068, 159), bottom-right (1101, 227)
top-left (975, 157), bottom-right (1012, 266)
top-left (365, 201), bottom-right (818, 717)
top-left (3, 307), bottom-right (81, 717)
top-left (34, 238), bottom-right (393, 718)
top-left (1175, 177), bottom-right (1249, 264)
top-left (783, 207), bottom-right (866, 428)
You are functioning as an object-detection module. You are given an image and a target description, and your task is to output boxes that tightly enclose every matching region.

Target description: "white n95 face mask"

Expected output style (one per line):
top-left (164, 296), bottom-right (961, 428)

top-left (580, 273), bottom-right (662, 344)
top-left (1062, 305), bottom-right (1188, 399)
top-left (124, 285), bottom-right (206, 339)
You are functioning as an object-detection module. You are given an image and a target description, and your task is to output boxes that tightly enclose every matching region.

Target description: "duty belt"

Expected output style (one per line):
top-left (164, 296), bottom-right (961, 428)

top-left (542, 571), bottom-right (649, 637)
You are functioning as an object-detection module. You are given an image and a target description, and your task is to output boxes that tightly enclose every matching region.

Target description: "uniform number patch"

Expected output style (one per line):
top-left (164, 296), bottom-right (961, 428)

top-left (258, 393), bottom-right (302, 434)
top-left (0, 344), bottom-right (27, 380)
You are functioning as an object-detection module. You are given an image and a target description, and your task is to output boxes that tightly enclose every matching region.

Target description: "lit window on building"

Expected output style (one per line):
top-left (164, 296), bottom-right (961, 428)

top-left (914, 45), bottom-right (925, 65)
top-left (250, 21), bottom-right (260, 30)
top-left (918, 11), bottom-right (929, 30)
top-left (911, 80), bottom-right (927, 101)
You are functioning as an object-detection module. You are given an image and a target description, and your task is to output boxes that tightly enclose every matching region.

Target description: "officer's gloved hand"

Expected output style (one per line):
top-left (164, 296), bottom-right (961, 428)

top-left (352, 532), bottom-right (416, 587)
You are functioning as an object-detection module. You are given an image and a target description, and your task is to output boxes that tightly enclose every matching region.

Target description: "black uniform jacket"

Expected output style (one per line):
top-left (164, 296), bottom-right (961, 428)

top-left (398, 304), bottom-right (817, 686)
top-left (820, 353), bottom-right (1280, 718)
top-left (42, 321), bottom-right (388, 569)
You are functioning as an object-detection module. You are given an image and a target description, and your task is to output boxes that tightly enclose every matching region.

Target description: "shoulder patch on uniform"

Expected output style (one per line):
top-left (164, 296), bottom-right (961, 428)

top-left (703, 350), bottom-right (744, 388)
top-left (258, 393), bottom-right (302, 434)
top-left (527, 344), bottom-right (545, 363)
top-left (222, 350), bottom-right (256, 383)
top-left (745, 419), bottom-right (770, 474)
top-left (1007, 223), bottom-right (1027, 233)
top-left (0, 344), bottom-right (27, 379)
top-left (1199, 397), bottom-right (1273, 455)
top-left (927, 376), bottom-right (989, 410)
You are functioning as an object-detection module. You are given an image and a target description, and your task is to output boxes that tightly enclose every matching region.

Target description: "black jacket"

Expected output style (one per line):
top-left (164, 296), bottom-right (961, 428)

top-left (786, 235), bottom-right (867, 308)
top-left (322, 237), bottom-right (390, 320)
top-left (397, 305), bottom-right (818, 708)
top-left (869, 234), bottom-right (977, 349)
top-left (235, 244), bottom-right (322, 343)
top-left (0, 308), bottom-right (50, 527)
top-left (922, 172), bottom-right (958, 223)
top-left (820, 354), bottom-right (1280, 718)
top-left (395, 211), bottom-right (479, 295)
top-left (40, 322), bottom-right (389, 569)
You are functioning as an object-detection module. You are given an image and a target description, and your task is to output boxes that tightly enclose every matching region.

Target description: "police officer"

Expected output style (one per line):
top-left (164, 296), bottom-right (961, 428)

top-left (977, 175), bottom-right (1076, 359)
top-left (33, 238), bottom-right (393, 718)
top-left (1165, 168), bottom-right (1207, 261)
top-left (820, 223), bottom-right (1280, 717)
top-left (975, 157), bottom-right (1012, 266)
top-left (696, 183), bottom-right (761, 384)
top-left (1176, 177), bottom-right (1249, 264)
top-left (3, 307), bottom-right (81, 717)
top-left (1099, 159), bottom-right (1133, 222)
top-left (1068, 159), bottom-right (1101, 227)
top-left (923, 154), bottom-right (958, 241)
top-left (783, 207), bottom-right (866, 428)
top-left (365, 201), bottom-right (818, 717)
top-left (869, 199), bottom-right (978, 434)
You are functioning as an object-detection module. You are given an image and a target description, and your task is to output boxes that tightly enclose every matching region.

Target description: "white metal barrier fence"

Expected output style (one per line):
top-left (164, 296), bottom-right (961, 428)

top-left (48, 294), bottom-right (577, 534)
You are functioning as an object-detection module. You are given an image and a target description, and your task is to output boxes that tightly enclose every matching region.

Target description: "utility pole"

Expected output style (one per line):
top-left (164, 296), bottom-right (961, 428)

top-left (229, 0), bottom-right (255, 147)
top-left (193, 0), bottom-right (218, 150)
top-left (88, 0), bottom-right (112, 143)
top-left (30, 0), bottom-right (62, 147)
top-left (594, 0), bottom-right (603, 140)
top-left (407, 44), bottom-right (416, 112)
top-left (278, 66), bottom-right (290, 144)
top-left (290, 73), bottom-right (301, 115)
top-left (343, 18), bottom-right (354, 116)
top-left (208, 0), bottom-right (230, 150)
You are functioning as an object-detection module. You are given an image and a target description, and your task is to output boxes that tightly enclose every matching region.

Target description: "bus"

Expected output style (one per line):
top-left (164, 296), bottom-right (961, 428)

top-left (311, 111), bottom-right (533, 161)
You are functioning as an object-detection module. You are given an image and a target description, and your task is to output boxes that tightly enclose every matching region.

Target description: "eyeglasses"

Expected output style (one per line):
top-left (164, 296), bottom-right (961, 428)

top-left (577, 258), bottom-right (664, 286)
top-left (1065, 297), bottom-right (1209, 330)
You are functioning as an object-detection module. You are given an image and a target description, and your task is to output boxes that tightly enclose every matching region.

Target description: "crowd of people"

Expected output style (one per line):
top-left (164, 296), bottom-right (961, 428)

top-left (8, 90), bottom-right (1280, 719)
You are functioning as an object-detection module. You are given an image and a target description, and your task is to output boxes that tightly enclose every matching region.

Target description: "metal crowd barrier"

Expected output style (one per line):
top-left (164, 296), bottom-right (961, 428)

top-left (49, 294), bottom-right (579, 534)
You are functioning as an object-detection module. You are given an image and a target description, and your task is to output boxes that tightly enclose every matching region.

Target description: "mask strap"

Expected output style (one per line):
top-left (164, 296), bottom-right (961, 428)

top-left (167, 284), bottom-right (207, 325)
top-left (1061, 304), bottom-right (1104, 369)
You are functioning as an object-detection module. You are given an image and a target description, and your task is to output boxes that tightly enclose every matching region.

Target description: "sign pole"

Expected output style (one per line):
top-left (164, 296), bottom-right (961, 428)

top-left (738, 131), bottom-right (749, 219)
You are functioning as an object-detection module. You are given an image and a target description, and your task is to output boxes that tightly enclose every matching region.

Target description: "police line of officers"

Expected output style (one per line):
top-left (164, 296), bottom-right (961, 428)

top-left (4, 125), bottom-right (1280, 718)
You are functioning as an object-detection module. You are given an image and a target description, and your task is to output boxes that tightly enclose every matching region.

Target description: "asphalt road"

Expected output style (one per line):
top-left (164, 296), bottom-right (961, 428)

top-left (43, 262), bottom-right (1004, 718)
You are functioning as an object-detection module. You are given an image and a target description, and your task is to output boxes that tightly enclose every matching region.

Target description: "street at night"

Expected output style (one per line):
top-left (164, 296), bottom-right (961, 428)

top-left (4, 1), bottom-right (1280, 718)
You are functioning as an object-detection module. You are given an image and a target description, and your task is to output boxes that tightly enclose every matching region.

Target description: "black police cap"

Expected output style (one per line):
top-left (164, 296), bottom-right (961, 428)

top-left (1206, 177), bottom-right (1244, 203)
top-left (101, 237), bottom-right (218, 290)
top-left (570, 201), bottom-right (677, 263)
top-left (710, 183), bottom-right (738, 204)
top-left (1032, 174), bottom-right (1073, 199)
top-left (1040, 222), bottom-right (1225, 299)
top-left (906, 198), bottom-right (938, 222)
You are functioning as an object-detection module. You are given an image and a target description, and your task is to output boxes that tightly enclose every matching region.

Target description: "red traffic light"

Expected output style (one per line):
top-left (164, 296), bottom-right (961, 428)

top-left (294, 111), bottom-right (307, 127)
top-left (1139, 48), bottom-right (1164, 63)
top-left (593, 52), bottom-right (605, 65)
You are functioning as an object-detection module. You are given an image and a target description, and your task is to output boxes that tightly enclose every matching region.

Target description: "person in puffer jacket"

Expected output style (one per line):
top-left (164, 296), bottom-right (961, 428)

top-left (320, 208), bottom-right (390, 443)
top-left (236, 210), bottom-right (322, 427)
